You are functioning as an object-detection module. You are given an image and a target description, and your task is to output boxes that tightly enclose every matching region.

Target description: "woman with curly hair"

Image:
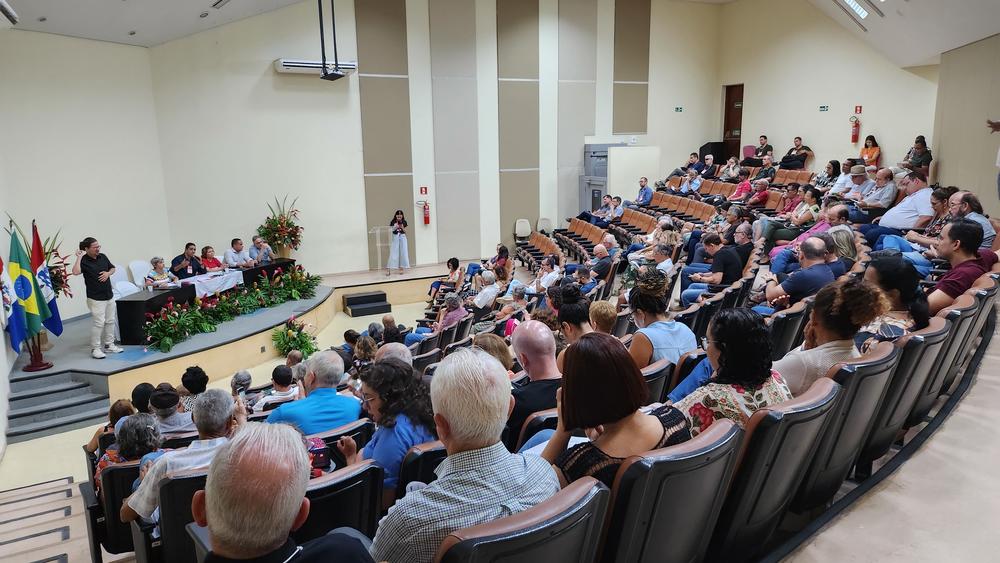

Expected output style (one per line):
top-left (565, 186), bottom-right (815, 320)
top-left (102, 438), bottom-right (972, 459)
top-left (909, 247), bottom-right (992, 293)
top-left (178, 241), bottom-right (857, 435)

top-left (336, 359), bottom-right (436, 503)
top-left (349, 335), bottom-right (377, 379)
top-left (774, 278), bottom-right (888, 396)
top-left (94, 413), bottom-right (163, 494)
top-left (674, 308), bottom-right (792, 436)
top-left (627, 268), bottom-right (696, 369)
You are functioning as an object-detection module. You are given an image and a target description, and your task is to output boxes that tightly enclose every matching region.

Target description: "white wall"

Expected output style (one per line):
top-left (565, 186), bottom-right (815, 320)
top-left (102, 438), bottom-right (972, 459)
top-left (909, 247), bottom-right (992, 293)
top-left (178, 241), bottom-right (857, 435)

top-left (717, 0), bottom-right (939, 172)
top-left (0, 29), bottom-right (171, 320)
top-left (149, 0), bottom-right (369, 275)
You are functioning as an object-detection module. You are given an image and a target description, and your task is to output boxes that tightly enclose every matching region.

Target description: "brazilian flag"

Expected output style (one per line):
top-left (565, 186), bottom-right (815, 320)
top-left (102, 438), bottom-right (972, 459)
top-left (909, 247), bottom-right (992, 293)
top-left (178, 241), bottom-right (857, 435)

top-left (7, 231), bottom-right (50, 340)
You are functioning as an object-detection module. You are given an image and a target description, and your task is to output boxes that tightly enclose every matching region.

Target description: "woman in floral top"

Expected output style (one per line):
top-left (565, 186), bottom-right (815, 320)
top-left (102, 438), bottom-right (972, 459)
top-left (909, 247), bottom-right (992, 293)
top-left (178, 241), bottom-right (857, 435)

top-left (94, 413), bottom-right (163, 495)
top-left (855, 257), bottom-right (930, 353)
top-left (674, 309), bottom-right (792, 436)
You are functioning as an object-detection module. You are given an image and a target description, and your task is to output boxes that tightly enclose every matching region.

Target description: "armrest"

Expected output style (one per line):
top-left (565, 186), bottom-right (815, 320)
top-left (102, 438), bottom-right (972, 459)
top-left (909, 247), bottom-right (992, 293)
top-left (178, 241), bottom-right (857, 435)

top-left (80, 481), bottom-right (100, 510)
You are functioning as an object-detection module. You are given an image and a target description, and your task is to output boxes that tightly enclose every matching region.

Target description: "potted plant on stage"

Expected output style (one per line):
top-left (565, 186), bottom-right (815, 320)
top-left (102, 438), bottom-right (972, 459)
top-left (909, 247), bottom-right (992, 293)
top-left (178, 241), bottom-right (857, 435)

top-left (272, 316), bottom-right (318, 358)
top-left (257, 195), bottom-right (304, 259)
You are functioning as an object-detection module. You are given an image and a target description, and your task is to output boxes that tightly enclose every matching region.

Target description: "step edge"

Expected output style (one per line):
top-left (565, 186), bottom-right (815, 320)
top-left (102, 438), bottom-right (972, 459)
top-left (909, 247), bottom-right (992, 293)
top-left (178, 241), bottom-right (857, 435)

top-left (8, 395), bottom-right (110, 420)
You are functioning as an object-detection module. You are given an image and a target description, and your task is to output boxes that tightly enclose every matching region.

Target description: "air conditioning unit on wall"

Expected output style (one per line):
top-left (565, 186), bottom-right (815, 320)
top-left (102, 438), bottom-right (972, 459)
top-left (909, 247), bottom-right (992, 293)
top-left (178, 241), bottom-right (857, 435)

top-left (273, 59), bottom-right (357, 76)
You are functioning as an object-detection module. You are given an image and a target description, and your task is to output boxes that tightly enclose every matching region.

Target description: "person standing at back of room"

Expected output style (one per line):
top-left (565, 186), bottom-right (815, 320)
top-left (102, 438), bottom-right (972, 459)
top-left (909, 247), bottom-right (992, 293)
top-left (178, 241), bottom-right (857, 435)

top-left (387, 209), bottom-right (410, 276)
top-left (72, 237), bottom-right (123, 359)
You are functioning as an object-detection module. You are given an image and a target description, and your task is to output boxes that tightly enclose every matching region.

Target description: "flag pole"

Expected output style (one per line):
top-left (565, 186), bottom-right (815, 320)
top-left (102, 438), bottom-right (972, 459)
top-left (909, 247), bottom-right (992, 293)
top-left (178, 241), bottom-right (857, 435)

top-left (22, 332), bottom-right (53, 372)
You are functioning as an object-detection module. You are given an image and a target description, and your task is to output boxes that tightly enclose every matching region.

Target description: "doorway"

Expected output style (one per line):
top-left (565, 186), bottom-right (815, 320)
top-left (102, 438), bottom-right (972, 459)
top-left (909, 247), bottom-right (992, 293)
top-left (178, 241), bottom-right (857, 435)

top-left (722, 84), bottom-right (744, 162)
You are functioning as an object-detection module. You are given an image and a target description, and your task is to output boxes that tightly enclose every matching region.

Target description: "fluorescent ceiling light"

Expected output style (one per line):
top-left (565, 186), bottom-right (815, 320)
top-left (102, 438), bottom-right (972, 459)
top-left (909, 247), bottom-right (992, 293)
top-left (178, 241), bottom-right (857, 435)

top-left (844, 0), bottom-right (869, 19)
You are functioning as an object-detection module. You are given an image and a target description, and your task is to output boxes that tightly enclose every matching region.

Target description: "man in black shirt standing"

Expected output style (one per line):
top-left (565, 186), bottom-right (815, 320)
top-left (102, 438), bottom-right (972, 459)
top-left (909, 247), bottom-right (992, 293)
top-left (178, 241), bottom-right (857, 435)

top-left (505, 321), bottom-right (563, 452)
top-left (171, 242), bottom-right (207, 280)
top-left (72, 237), bottom-right (122, 359)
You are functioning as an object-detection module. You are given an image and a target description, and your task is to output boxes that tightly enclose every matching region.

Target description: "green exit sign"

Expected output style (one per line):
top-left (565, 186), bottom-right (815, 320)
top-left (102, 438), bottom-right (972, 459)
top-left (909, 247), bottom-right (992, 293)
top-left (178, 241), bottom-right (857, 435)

top-left (819, 105), bottom-right (829, 112)
top-left (674, 107), bottom-right (683, 112)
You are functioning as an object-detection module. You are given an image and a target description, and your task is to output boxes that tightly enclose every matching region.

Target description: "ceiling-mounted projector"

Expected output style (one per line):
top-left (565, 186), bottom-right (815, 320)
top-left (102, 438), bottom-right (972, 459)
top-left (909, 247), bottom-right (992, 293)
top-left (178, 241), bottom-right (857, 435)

top-left (273, 59), bottom-right (357, 78)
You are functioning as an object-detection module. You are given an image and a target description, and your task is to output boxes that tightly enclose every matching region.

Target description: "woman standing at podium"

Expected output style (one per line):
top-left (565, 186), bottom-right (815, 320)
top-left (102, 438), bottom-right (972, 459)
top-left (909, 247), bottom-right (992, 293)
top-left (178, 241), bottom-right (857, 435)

top-left (387, 209), bottom-right (410, 276)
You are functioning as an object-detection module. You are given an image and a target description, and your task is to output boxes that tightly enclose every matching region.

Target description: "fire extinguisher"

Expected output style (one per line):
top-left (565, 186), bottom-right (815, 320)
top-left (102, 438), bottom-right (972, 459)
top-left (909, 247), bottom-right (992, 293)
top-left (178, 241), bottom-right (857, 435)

top-left (850, 116), bottom-right (861, 144)
top-left (422, 201), bottom-right (430, 225)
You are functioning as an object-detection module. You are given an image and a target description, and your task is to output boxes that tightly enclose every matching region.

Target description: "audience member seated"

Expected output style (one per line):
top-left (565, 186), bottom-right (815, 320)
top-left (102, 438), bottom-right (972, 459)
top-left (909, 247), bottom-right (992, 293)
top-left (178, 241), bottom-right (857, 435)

top-left (171, 242), bottom-right (207, 280)
top-left (132, 382), bottom-right (155, 414)
top-left (369, 348), bottom-right (560, 562)
top-left (667, 152), bottom-right (706, 178)
top-left (830, 229), bottom-right (859, 273)
top-left (251, 365), bottom-right (299, 412)
top-left (859, 171), bottom-right (934, 247)
top-left (898, 137), bottom-right (932, 177)
top-left (85, 399), bottom-right (135, 454)
top-left (624, 176), bottom-right (653, 209)
top-left (150, 383), bottom-right (197, 434)
top-left (179, 366), bottom-right (210, 412)
top-left (741, 134), bottom-right (774, 167)
top-left (674, 309), bottom-right (793, 435)
top-left (778, 136), bottom-right (814, 170)
top-left (680, 228), bottom-right (752, 307)
top-left (669, 168), bottom-right (703, 198)
top-left (121, 389), bottom-right (242, 525)
top-left (472, 247), bottom-right (511, 291)
top-left (834, 164), bottom-right (875, 202)
top-left (804, 232), bottom-right (850, 279)
top-left (201, 246), bottom-right (225, 272)
top-left (230, 370), bottom-right (253, 399)
top-left (337, 359), bottom-right (437, 498)
top-left (718, 156), bottom-right (742, 183)
top-left (555, 286), bottom-right (594, 370)
top-left (408, 294), bottom-right (467, 346)
top-left (374, 342), bottom-right (413, 367)
top-left (950, 192), bottom-right (996, 249)
top-left (474, 333), bottom-right (516, 377)
top-left (348, 336), bottom-right (377, 380)
top-left (813, 159), bottom-right (841, 190)
top-left (504, 321), bottom-right (564, 450)
top-left (759, 186), bottom-right (822, 254)
top-left (699, 154), bottom-right (718, 179)
top-left (224, 238), bottom-right (255, 268)
top-left (336, 330), bottom-right (360, 368)
top-left (683, 206), bottom-right (745, 265)
top-left (927, 219), bottom-right (998, 315)
top-left (847, 167), bottom-right (897, 223)
top-left (144, 257), bottom-right (179, 287)
top-left (428, 257), bottom-right (461, 302)
top-left (625, 243), bottom-right (674, 282)
top-left (192, 423), bottom-right (374, 563)
top-left (249, 236), bottom-right (274, 265)
top-left (539, 332), bottom-right (690, 487)
top-left (286, 350), bottom-right (303, 367)
top-left (588, 300), bottom-right (616, 334)
top-left (625, 218), bottom-right (679, 262)
top-left (94, 413), bottom-right (163, 495)
top-left (769, 203), bottom-right (852, 272)
top-left (465, 242), bottom-right (507, 281)
top-left (749, 183), bottom-right (800, 239)
top-left (266, 351), bottom-right (362, 434)
top-left (774, 279), bottom-right (887, 396)
top-left (860, 135), bottom-right (881, 167)
top-left (524, 255), bottom-right (562, 296)
top-left (493, 286), bottom-right (529, 336)
top-left (628, 269), bottom-right (697, 368)
top-left (574, 194), bottom-right (617, 226)
top-left (741, 179), bottom-right (770, 209)
top-left (827, 159), bottom-right (859, 196)
top-left (856, 257), bottom-right (931, 352)
top-left (754, 237), bottom-right (834, 315)
top-left (751, 155), bottom-right (777, 182)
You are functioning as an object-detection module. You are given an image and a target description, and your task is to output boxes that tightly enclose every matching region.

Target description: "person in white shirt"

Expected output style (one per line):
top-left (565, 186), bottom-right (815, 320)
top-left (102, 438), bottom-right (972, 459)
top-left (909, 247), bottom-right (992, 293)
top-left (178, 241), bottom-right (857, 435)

top-left (121, 389), bottom-right (244, 525)
top-left (526, 256), bottom-right (561, 295)
top-left (252, 365), bottom-right (300, 413)
top-left (848, 168), bottom-right (897, 223)
top-left (650, 244), bottom-right (674, 274)
top-left (224, 238), bottom-right (255, 268)
top-left (859, 170), bottom-right (934, 247)
top-left (468, 270), bottom-right (501, 319)
top-left (826, 159), bottom-right (858, 195)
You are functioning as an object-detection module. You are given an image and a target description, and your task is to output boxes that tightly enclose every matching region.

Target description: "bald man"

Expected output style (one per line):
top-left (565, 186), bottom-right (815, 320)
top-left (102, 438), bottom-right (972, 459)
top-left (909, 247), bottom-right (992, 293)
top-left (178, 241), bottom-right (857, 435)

top-left (590, 244), bottom-right (613, 282)
top-left (504, 321), bottom-right (563, 451)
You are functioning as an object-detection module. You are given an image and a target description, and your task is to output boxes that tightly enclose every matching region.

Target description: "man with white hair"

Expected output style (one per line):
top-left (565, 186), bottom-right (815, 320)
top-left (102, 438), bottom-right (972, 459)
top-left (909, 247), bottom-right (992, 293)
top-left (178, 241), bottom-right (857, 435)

top-left (504, 321), bottom-right (562, 450)
top-left (266, 350), bottom-right (361, 434)
top-left (192, 423), bottom-right (374, 562)
top-left (121, 388), bottom-right (242, 524)
top-left (375, 342), bottom-right (413, 365)
top-left (467, 270), bottom-right (500, 319)
top-left (370, 348), bottom-right (560, 562)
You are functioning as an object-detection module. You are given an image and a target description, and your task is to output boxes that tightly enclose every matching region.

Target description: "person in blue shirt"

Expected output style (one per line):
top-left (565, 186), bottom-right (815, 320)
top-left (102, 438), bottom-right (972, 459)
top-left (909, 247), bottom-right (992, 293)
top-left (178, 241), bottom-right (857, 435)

top-left (753, 237), bottom-right (835, 316)
top-left (266, 351), bottom-right (361, 435)
top-left (625, 177), bottom-right (654, 209)
top-left (248, 236), bottom-right (274, 265)
top-left (336, 359), bottom-right (436, 503)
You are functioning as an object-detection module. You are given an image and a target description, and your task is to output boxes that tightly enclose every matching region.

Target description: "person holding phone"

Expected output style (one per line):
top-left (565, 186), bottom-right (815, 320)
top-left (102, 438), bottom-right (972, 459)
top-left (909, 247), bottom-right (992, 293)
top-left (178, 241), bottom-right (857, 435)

top-left (72, 237), bottom-right (123, 359)
top-left (387, 209), bottom-right (410, 276)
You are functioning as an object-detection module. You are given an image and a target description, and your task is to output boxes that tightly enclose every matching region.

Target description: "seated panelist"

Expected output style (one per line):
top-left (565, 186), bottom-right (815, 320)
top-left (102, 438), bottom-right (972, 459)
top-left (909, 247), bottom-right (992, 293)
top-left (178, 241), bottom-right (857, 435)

top-left (201, 246), bottom-right (225, 272)
top-left (145, 257), bottom-right (179, 287)
top-left (224, 238), bottom-right (255, 268)
top-left (171, 242), bottom-right (207, 279)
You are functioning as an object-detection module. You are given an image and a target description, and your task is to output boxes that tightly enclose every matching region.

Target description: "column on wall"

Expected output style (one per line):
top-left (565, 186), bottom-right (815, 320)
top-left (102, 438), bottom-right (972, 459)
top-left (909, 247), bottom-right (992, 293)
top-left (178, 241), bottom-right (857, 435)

top-left (355, 0), bottom-right (416, 269)
top-left (612, 0), bottom-right (650, 135)
top-left (497, 0), bottom-right (541, 247)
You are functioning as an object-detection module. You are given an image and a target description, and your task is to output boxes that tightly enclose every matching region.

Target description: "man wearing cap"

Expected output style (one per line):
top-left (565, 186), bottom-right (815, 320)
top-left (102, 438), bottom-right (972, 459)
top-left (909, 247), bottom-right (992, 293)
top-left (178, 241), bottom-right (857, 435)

top-left (149, 382), bottom-right (197, 434)
top-left (858, 170), bottom-right (934, 247)
top-left (847, 167), bottom-right (896, 223)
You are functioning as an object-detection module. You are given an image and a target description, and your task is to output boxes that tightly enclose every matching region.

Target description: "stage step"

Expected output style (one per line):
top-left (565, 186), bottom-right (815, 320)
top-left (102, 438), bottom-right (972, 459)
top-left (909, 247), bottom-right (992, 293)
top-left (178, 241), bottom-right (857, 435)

top-left (9, 370), bottom-right (76, 393)
top-left (7, 406), bottom-right (108, 444)
top-left (7, 370), bottom-right (110, 444)
top-left (345, 301), bottom-right (392, 317)
top-left (9, 380), bottom-right (92, 408)
top-left (343, 290), bottom-right (388, 308)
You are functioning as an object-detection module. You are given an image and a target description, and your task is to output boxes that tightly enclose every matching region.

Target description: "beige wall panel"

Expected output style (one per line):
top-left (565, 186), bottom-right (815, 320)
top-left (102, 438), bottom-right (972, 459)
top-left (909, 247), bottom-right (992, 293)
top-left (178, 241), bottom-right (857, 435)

top-left (364, 175), bottom-right (416, 269)
top-left (497, 0), bottom-right (539, 79)
top-left (558, 82), bottom-right (597, 166)
top-left (499, 170), bottom-right (540, 246)
top-left (432, 78), bottom-right (480, 172)
top-left (499, 81), bottom-right (540, 169)
top-left (429, 0), bottom-right (478, 78)
top-left (359, 76), bottom-right (413, 174)
top-left (558, 167), bottom-right (584, 224)
top-left (613, 82), bottom-right (648, 134)
top-left (355, 0), bottom-right (408, 75)
top-left (558, 0), bottom-right (597, 81)
top-left (435, 172), bottom-right (483, 260)
top-left (613, 0), bottom-right (650, 82)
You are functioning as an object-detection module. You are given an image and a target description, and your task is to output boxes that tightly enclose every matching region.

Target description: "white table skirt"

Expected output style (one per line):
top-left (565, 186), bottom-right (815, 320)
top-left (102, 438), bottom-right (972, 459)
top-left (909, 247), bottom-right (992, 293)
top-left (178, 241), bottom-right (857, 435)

top-left (181, 270), bottom-right (244, 298)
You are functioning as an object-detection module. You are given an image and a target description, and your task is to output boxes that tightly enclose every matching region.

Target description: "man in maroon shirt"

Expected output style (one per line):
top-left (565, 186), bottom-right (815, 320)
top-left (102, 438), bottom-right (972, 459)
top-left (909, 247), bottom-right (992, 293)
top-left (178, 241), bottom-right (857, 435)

top-left (928, 219), bottom-right (999, 315)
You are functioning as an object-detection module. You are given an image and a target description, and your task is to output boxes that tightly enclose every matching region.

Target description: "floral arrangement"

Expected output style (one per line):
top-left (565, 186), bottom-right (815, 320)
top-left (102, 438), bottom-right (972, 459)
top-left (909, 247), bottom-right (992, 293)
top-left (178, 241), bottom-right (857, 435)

top-left (272, 316), bottom-right (317, 358)
top-left (143, 266), bottom-right (322, 353)
top-left (257, 195), bottom-right (304, 251)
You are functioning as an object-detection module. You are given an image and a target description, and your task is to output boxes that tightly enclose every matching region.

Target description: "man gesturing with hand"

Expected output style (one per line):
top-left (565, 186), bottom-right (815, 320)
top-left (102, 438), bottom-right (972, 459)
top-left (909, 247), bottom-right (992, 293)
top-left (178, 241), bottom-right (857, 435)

top-left (72, 237), bottom-right (122, 359)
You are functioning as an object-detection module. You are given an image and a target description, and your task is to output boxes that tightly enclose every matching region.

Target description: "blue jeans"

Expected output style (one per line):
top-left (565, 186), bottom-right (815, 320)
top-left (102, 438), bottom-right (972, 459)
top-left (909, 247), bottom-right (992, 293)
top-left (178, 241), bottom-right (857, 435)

top-left (903, 251), bottom-right (933, 277)
top-left (626, 242), bottom-right (645, 254)
top-left (679, 263), bottom-right (711, 293)
top-left (466, 263), bottom-right (483, 279)
top-left (859, 224), bottom-right (903, 247)
top-left (753, 305), bottom-right (775, 316)
top-left (848, 206), bottom-right (875, 224)
top-left (685, 231), bottom-right (704, 265)
top-left (404, 327), bottom-right (432, 346)
top-left (667, 358), bottom-right (713, 403)
top-left (879, 235), bottom-right (915, 253)
top-left (681, 283), bottom-right (710, 307)
top-left (770, 247), bottom-right (799, 275)
top-left (563, 264), bottom-right (579, 275)
top-left (518, 428), bottom-right (556, 453)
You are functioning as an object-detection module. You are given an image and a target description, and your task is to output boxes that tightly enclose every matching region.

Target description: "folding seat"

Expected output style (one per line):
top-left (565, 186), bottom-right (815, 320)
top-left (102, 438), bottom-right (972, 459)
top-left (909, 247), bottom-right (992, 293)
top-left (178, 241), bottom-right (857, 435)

top-left (82, 460), bottom-right (141, 558)
top-left (667, 176), bottom-right (682, 190)
top-left (669, 350), bottom-right (707, 395)
top-left (132, 469), bottom-right (207, 563)
top-left (603, 420), bottom-right (742, 563)
top-left (766, 300), bottom-right (812, 360)
top-left (309, 419), bottom-right (377, 467)
top-left (791, 342), bottom-right (900, 513)
top-left (672, 301), bottom-right (701, 332)
top-left (438, 323), bottom-right (459, 350)
top-left (691, 291), bottom-right (726, 342)
top-left (612, 309), bottom-right (635, 338)
top-left (161, 432), bottom-right (199, 450)
top-left (944, 280), bottom-right (999, 384)
top-left (517, 408), bottom-right (558, 451)
top-left (640, 358), bottom-right (674, 404)
top-left (423, 362), bottom-right (440, 379)
top-left (416, 331), bottom-right (442, 355)
top-left (396, 440), bottom-right (448, 499)
top-left (854, 317), bottom-right (950, 478)
top-left (797, 170), bottom-right (814, 184)
top-left (414, 348), bottom-right (444, 374)
top-left (619, 333), bottom-right (634, 348)
top-left (905, 297), bottom-right (974, 428)
top-left (435, 477), bottom-right (609, 563)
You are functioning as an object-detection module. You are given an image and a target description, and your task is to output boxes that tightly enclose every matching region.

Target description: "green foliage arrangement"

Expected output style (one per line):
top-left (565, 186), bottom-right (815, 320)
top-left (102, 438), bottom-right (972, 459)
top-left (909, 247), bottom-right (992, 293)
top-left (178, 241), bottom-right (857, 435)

top-left (257, 195), bottom-right (304, 251)
top-left (271, 316), bottom-right (318, 358)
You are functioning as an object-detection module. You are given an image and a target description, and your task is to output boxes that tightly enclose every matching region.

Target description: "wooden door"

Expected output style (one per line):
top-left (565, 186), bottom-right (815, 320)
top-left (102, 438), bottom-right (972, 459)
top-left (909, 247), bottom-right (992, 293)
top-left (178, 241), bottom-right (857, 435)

top-left (722, 84), bottom-right (744, 162)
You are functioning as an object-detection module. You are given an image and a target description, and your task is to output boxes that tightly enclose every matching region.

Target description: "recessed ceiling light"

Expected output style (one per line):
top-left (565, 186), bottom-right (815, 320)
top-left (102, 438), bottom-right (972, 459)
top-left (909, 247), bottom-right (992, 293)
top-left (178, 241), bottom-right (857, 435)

top-left (843, 0), bottom-right (868, 19)
top-left (37, 16), bottom-right (47, 22)
top-left (200, 11), bottom-right (209, 18)
top-left (128, 30), bottom-right (136, 36)
top-left (211, 0), bottom-right (231, 9)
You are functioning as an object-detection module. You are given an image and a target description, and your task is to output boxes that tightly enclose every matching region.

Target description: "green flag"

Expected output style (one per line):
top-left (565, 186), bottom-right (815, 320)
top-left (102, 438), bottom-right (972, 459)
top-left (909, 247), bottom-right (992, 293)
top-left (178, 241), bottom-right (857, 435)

top-left (7, 231), bottom-right (50, 339)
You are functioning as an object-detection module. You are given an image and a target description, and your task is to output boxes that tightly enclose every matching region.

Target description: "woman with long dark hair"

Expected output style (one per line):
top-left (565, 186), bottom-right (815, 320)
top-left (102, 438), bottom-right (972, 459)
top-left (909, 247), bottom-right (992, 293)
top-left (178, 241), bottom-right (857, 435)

top-left (387, 209), bottom-right (410, 276)
top-left (428, 257), bottom-right (461, 302)
top-left (813, 159), bottom-right (841, 190)
top-left (674, 308), bottom-right (793, 435)
top-left (860, 135), bottom-right (881, 167)
top-left (856, 257), bottom-right (931, 352)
